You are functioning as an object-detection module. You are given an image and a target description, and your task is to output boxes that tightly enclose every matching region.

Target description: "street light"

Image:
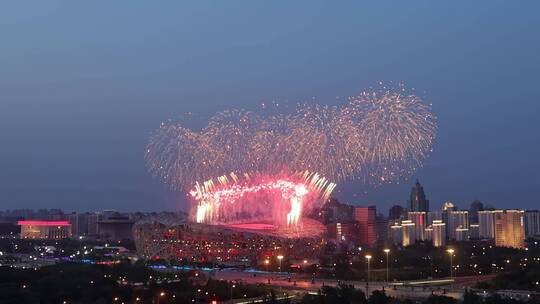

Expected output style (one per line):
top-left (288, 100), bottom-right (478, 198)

top-left (383, 248), bottom-right (390, 283)
top-left (277, 255), bottom-right (284, 272)
top-left (365, 254), bottom-right (372, 296)
top-left (230, 284), bottom-right (236, 301)
top-left (265, 259), bottom-right (270, 272)
top-left (447, 249), bottom-right (455, 279)
top-left (157, 292), bottom-right (165, 304)
top-left (277, 255), bottom-right (284, 293)
top-left (303, 259), bottom-right (308, 273)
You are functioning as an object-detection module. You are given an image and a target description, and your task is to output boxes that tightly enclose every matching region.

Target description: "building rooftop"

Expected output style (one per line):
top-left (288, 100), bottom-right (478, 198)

top-left (17, 220), bottom-right (70, 227)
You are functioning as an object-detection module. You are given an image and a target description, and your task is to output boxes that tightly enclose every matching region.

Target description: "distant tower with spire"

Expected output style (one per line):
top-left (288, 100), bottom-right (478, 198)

top-left (408, 179), bottom-right (430, 212)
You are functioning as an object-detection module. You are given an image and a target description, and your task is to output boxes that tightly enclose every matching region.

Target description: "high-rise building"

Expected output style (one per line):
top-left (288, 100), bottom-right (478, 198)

top-left (354, 206), bottom-right (377, 247)
top-left (407, 211), bottom-right (427, 241)
top-left (375, 214), bottom-right (388, 242)
top-left (432, 220), bottom-right (446, 247)
top-left (494, 210), bottom-right (525, 249)
top-left (77, 213), bottom-right (89, 236)
top-left (316, 208), bottom-right (334, 225)
top-left (524, 210), bottom-right (540, 238)
top-left (320, 199), bottom-right (355, 223)
top-left (75, 212), bottom-right (99, 238)
top-left (88, 213), bottom-right (99, 237)
top-left (442, 201), bottom-right (456, 212)
top-left (455, 226), bottom-right (470, 242)
top-left (446, 211), bottom-right (469, 240)
top-left (478, 210), bottom-right (502, 239)
top-left (98, 215), bottom-right (135, 241)
top-left (469, 224), bottom-right (480, 239)
top-left (469, 200), bottom-right (484, 224)
top-left (408, 179), bottom-right (429, 212)
top-left (425, 226), bottom-right (433, 242)
top-left (427, 211), bottom-right (442, 225)
top-left (389, 221), bottom-right (403, 246)
top-left (388, 205), bottom-right (405, 221)
top-left (401, 220), bottom-right (416, 247)
top-left (441, 201), bottom-right (456, 235)
top-left (336, 222), bottom-right (351, 243)
top-left (327, 222), bottom-right (361, 244)
top-left (67, 212), bottom-right (78, 237)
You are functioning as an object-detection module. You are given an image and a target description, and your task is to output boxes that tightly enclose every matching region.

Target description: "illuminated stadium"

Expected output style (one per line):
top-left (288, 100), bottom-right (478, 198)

top-left (132, 214), bottom-right (327, 264)
top-left (133, 172), bottom-right (332, 263)
top-left (135, 84), bottom-right (437, 263)
top-left (133, 172), bottom-right (335, 264)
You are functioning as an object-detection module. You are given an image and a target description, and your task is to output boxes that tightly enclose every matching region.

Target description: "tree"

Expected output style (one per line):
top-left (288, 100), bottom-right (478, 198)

top-left (369, 290), bottom-right (390, 304)
top-left (462, 289), bottom-right (482, 304)
top-left (423, 295), bottom-right (457, 304)
top-left (340, 285), bottom-right (366, 304)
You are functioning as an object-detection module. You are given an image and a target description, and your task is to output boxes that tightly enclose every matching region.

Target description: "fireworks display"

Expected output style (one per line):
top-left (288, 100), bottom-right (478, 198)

top-left (348, 87), bottom-right (437, 183)
top-left (145, 84), bottom-right (437, 227)
top-left (189, 171), bottom-right (336, 226)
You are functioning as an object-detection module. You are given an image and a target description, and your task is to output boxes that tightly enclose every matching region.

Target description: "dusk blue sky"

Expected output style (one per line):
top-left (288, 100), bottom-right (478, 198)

top-left (1, 2), bottom-right (539, 212)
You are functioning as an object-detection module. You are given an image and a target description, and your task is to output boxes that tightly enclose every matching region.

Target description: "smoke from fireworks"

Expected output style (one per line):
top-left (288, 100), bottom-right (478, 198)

top-left (145, 84), bottom-right (437, 189)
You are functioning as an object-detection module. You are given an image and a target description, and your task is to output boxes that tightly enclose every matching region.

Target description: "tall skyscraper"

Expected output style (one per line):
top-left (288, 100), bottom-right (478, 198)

top-left (322, 198), bottom-right (355, 223)
top-left (494, 210), bottom-right (525, 249)
top-left (524, 210), bottom-right (540, 238)
top-left (76, 212), bottom-right (100, 238)
top-left (67, 212), bottom-right (78, 237)
top-left (469, 224), bottom-right (480, 239)
top-left (425, 226), bottom-right (433, 242)
top-left (407, 211), bottom-right (427, 241)
top-left (327, 222), bottom-right (360, 244)
top-left (389, 222), bottom-right (403, 246)
top-left (455, 226), bottom-right (470, 241)
top-left (375, 214), bottom-right (388, 242)
top-left (442, 201), bottom-right (457, 212)
top-left (401, 220), bottom-right (416, 247)
top-left (354, 206), bottom-right (377, 247)
top-left (388, 205), bottom-right (405, 221)
top-left (87, 213), bottom-right (99, 237)
top-left (408, 179), bottom-right (429, 212)
top-left (478, 210), bottom-right (502, 239)
top-left (446, 211), bottom-right (469, 240)
top-left (427, 211), bottom-right (443, 226)
top-left (432, 220), bottom-right (446, 247)
top-left (469, 200), bottom-right (484, 224)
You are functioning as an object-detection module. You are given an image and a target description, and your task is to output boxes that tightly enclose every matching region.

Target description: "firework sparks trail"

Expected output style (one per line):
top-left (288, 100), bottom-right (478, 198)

top-left (146, 83), bottom-right (436, 227)
top-left (189, 171), bottom-right (335, 227)
top-left (347, 85), bottom-right (437, 183)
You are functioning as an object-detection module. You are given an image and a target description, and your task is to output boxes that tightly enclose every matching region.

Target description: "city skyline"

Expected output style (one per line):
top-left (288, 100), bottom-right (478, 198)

top-left (1, 2), bottom-right (540, 212)
top-left (1, 3), bottom-right (539, 304)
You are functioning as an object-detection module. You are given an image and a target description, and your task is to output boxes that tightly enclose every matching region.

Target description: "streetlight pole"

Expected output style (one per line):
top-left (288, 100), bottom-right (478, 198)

top-left (383, 249), bottom-right (390, 284)
top-left (447, 249), bottom-right (455, 280)
top-left (365, 255), bottom-right (372, 296)
top-left (277, 255), bottom-right (284, 294)
top-left (230, 283), bottom-right (235, 302)
top-left (157, 292), bottom-right (165, 304)
top-left (277, 255), bottom-right (284, 273)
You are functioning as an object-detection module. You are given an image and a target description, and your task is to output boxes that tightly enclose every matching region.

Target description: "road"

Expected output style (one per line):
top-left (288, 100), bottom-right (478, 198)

top-left (209, 270), bottom-right (491, 301)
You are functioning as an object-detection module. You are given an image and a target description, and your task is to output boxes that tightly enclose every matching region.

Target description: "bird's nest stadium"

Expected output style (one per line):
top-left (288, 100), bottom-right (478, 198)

top-left (133, 214), bottom-right (327, 265)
